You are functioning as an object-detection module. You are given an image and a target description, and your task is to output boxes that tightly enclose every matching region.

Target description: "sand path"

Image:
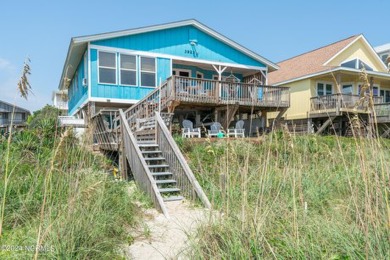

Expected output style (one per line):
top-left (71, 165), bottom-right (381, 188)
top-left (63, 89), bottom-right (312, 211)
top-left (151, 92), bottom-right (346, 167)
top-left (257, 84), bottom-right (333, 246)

top-left (127, 200), bottom-right (208, 259)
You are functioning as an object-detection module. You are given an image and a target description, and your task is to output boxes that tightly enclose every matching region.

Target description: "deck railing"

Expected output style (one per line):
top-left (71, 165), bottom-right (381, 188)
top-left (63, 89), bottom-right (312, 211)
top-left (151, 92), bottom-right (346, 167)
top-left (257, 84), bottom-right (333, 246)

top-left (170, 76), bottom-right (290, 107)
top-left (155, 112), bottom-right (211, 208)
top-left (0, 119), bottom-right (27, 125)
top-left (310, 94), bottom-right (383, 112)
top-left (122, 76), bottom-right (290, 125)
top-left (119, 110), bottom-right (169, 216)
top-left (93, 112), bottom-right (120, 151)
top-left (374, 103), bottom-right (390, 123)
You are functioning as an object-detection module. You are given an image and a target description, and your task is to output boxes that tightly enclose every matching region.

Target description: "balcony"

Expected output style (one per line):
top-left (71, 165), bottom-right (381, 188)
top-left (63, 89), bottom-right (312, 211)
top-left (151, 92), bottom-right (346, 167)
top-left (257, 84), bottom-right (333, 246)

top-left (161, 76), bottom-right (290, 108)
top-left (0, 119), bottom-right (27, 126)
top-left (310, 94), bottom-right (383, 117)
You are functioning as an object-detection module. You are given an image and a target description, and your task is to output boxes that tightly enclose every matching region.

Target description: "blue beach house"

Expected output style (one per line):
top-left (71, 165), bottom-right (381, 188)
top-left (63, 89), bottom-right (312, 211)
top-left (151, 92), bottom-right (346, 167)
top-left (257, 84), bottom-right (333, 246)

top-left (58, 19), bottom-right (289, 132)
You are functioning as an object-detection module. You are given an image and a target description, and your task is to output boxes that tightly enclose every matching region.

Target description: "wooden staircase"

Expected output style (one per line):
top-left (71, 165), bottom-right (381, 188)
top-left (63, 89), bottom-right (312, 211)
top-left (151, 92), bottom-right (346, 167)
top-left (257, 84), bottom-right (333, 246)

top-left (118, 110), bottom-right (211, 218)
top-left (138, 142), bottom-right (183, 202)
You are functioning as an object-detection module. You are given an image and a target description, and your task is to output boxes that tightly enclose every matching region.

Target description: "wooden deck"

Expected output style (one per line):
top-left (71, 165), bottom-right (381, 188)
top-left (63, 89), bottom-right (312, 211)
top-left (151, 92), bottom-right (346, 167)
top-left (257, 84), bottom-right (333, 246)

top-left (163, 76), bottom-right (290, 109)
top-left (309, 94), bottom-right (383, 118)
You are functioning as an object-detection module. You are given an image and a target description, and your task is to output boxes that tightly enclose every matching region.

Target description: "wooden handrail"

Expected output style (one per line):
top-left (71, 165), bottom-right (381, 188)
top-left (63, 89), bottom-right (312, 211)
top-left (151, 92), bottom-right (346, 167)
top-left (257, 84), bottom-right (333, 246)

top-left (310, 93), bottom-right (383, 112)
top-left (155, 112), bottom-right (211, 209)
top-left (119, 109), bottom-right (169, 217)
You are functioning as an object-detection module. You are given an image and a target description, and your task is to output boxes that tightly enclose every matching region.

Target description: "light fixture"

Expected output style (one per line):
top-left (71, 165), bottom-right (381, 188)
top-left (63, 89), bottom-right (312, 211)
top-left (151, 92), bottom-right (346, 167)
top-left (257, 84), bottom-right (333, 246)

top-left (190, 39), bottom-right (198, 46)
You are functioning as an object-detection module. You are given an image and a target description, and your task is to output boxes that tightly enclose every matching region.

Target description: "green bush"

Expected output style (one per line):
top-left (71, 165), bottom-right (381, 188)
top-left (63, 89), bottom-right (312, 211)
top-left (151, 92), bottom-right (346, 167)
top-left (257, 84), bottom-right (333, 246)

top-left (0, 109), bottom-right (141, 259)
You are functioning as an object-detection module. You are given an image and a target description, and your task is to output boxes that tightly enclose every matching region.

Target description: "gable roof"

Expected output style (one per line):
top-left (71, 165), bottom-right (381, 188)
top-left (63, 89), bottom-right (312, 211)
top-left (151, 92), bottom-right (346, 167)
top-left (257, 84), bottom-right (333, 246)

top-left (0, 100), bottom-right (31, 114)
top-left (268, 35), bottom-right (360, 85)
top-left (59, 19), bottom-right (278, 90)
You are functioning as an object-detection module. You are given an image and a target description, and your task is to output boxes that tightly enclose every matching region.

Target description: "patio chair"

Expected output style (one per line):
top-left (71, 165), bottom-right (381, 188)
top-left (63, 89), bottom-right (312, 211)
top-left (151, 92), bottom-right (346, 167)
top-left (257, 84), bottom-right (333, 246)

top-left (227, 120), bottom-right (245, 138)
top-left (208, 122), bottom-right (225, 138)
top-left (181, 119), bottom-right (201, 138)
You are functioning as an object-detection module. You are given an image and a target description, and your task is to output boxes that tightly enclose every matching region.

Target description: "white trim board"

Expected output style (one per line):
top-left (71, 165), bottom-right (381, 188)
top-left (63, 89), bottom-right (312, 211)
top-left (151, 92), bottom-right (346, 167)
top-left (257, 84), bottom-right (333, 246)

top-left (89, 97), bottom-right (139, 104)
top-left (273, 67), bottom-right (390, 86)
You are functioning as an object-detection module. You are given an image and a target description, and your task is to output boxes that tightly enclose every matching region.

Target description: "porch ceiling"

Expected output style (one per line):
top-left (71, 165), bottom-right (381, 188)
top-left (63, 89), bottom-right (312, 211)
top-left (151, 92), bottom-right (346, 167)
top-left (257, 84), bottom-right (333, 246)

top-left (173, 59), bottom-right (261, 77)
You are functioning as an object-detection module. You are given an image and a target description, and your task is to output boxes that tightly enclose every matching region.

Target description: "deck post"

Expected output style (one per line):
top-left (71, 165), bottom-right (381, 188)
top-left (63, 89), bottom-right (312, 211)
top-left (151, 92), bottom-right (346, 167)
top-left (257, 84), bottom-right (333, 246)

top-left (119, 121), bottom-right (128, 180)
top-left (212, 64), bottom-right (227, 102)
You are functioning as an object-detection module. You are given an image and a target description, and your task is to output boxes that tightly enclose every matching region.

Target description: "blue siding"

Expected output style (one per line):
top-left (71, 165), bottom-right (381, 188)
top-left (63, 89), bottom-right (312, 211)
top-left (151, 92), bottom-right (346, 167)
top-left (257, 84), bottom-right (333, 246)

top-left (68, 52), bottom-right (87, 115)
top-left (157, 58), bottom-right (171, 84)
top-left (92, 25), bottom-right (265, 67)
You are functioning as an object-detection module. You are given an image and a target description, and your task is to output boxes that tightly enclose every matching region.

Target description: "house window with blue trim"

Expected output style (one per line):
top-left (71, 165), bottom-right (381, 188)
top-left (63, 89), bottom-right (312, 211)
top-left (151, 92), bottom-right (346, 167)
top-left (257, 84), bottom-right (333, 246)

top-left (99, 51), bottom-right (116, 84)
top-left (317, 82), bottom-right (332, 96)
top-left (342, 84), bottom-right (353, 94)
top-left (140, 57), bottom-right (156, 87)
top-left (380, 89), bottom-right (390, 102)
top-left (120, 54), bottom-right (137, 86)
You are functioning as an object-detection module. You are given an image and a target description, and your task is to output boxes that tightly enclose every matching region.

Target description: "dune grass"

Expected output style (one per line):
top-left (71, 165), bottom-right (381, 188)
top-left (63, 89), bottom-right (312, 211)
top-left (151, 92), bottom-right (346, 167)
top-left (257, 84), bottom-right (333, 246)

top-left (0, 106), bottom-right (144, 259)
top-left (179, 132), bottom-right (390, 259)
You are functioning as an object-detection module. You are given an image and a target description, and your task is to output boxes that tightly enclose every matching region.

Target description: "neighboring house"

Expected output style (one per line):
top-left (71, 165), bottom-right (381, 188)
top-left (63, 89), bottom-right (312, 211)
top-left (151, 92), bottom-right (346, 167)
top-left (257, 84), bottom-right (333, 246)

top-left (58, 19), bottom-right (289, 134)
top-left (52, 90), bottom-right (68, 115)
top-left (0, 100), bottom-right (31, 134)
top-left (268, 34), bottom-right (390, 136)
top-left (375, 43), bottom-right (390, 70)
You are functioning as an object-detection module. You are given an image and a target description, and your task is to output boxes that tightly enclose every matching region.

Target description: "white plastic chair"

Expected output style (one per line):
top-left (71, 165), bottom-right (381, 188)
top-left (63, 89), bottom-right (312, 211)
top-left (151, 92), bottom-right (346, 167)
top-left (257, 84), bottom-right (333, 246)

top-left (181, 120), bottom-right (201, 138)
top-left (227, 120), bottom-right (245, 138)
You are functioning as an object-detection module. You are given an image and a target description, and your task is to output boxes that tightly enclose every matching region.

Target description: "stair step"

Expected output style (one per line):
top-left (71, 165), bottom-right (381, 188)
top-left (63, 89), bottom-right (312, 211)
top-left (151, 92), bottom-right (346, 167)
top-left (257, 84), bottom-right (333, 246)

top-left (148, 164), bottom-right (169, 168)
top-left (155, 179), bottom-right (177, 184)
top-left (144, 157), bottom-right (165, 161)
top-left (163, 196), bottom-right (184, 202)
top-left (138, 143), bottom-right (157, 147)
top-left (152, 172), bottom-right (173, 177)
top-left (159, 187), bottom-right (180, 193)
top-left (142, 150), bottom-right (162, 154)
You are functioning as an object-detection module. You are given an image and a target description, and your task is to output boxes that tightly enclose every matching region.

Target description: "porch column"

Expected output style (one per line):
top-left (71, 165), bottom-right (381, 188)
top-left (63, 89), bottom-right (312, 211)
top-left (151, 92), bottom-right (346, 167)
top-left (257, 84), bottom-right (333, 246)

top-left (369, 77), bottom-right (374, 93)
top-left (212, 64), bottom-right (227, 98)
top-left (335, 74), bottom-right (341, 94)
top-left (260, 68), bottom-right (268, 85)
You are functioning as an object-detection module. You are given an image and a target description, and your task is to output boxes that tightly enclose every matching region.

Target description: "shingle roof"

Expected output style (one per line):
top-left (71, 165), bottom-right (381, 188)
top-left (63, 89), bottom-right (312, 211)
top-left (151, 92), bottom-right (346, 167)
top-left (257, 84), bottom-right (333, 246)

top-left (268, 35), bottom-right (360, 85)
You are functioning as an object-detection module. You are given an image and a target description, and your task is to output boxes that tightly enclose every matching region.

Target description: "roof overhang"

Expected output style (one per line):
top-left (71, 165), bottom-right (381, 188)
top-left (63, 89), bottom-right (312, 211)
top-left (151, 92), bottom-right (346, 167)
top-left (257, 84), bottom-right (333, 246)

top-left (273, 67), bottom-right (390, 86)
top-left (0, 100), bottom-right (31, 114)
top-left (58, 19), bottom-right (278, 90)
top-left (323, 35), bottom-right (388, 71)
top-left (375, 43), bottom-right (390, 53)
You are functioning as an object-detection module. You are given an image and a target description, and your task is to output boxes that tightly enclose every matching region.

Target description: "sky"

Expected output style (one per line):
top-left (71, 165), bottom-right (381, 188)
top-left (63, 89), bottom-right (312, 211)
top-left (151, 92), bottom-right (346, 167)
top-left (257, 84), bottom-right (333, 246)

top-left (1, 0), bottom-right (389, 113)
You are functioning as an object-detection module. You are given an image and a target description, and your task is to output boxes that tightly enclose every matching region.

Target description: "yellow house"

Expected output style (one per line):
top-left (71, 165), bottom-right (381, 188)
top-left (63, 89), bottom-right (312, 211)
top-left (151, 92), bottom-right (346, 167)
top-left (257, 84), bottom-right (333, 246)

top-left (268, 34), bottom-right (390, 135)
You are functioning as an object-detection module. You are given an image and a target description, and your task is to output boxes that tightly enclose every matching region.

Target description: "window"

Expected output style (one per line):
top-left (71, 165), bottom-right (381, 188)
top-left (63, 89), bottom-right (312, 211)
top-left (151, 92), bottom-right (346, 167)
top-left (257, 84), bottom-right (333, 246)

top-left (140, 57), bottom-right (156, 87)
top-left (381, 54), bottom-right (389, 64)
top-left (84, 52), bottom-right (88, 82)
top-left (99, 52), bottom-right (116, 84)
top-left (340, 58), bottom-right (373, 71)
top-left (196, 72), bottom-right (203, 79)
top-left (380, 90), bottom-right (390, 103)
top-left (358, 84), bottom-right (379, 96)
top-left (120, 54), bottom-right (137, 85)
top-left (173, 70), bottom-right (190, 77)
top-left (342, 84), bottom-right (353, 94)
top-left (317, 83), bottom-right (332, 96)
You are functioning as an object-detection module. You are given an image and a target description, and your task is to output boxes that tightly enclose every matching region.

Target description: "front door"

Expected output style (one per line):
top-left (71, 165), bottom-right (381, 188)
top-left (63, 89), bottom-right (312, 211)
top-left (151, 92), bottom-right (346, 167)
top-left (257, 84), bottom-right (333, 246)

top-left (173, 69), bottom-right (191, 92)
